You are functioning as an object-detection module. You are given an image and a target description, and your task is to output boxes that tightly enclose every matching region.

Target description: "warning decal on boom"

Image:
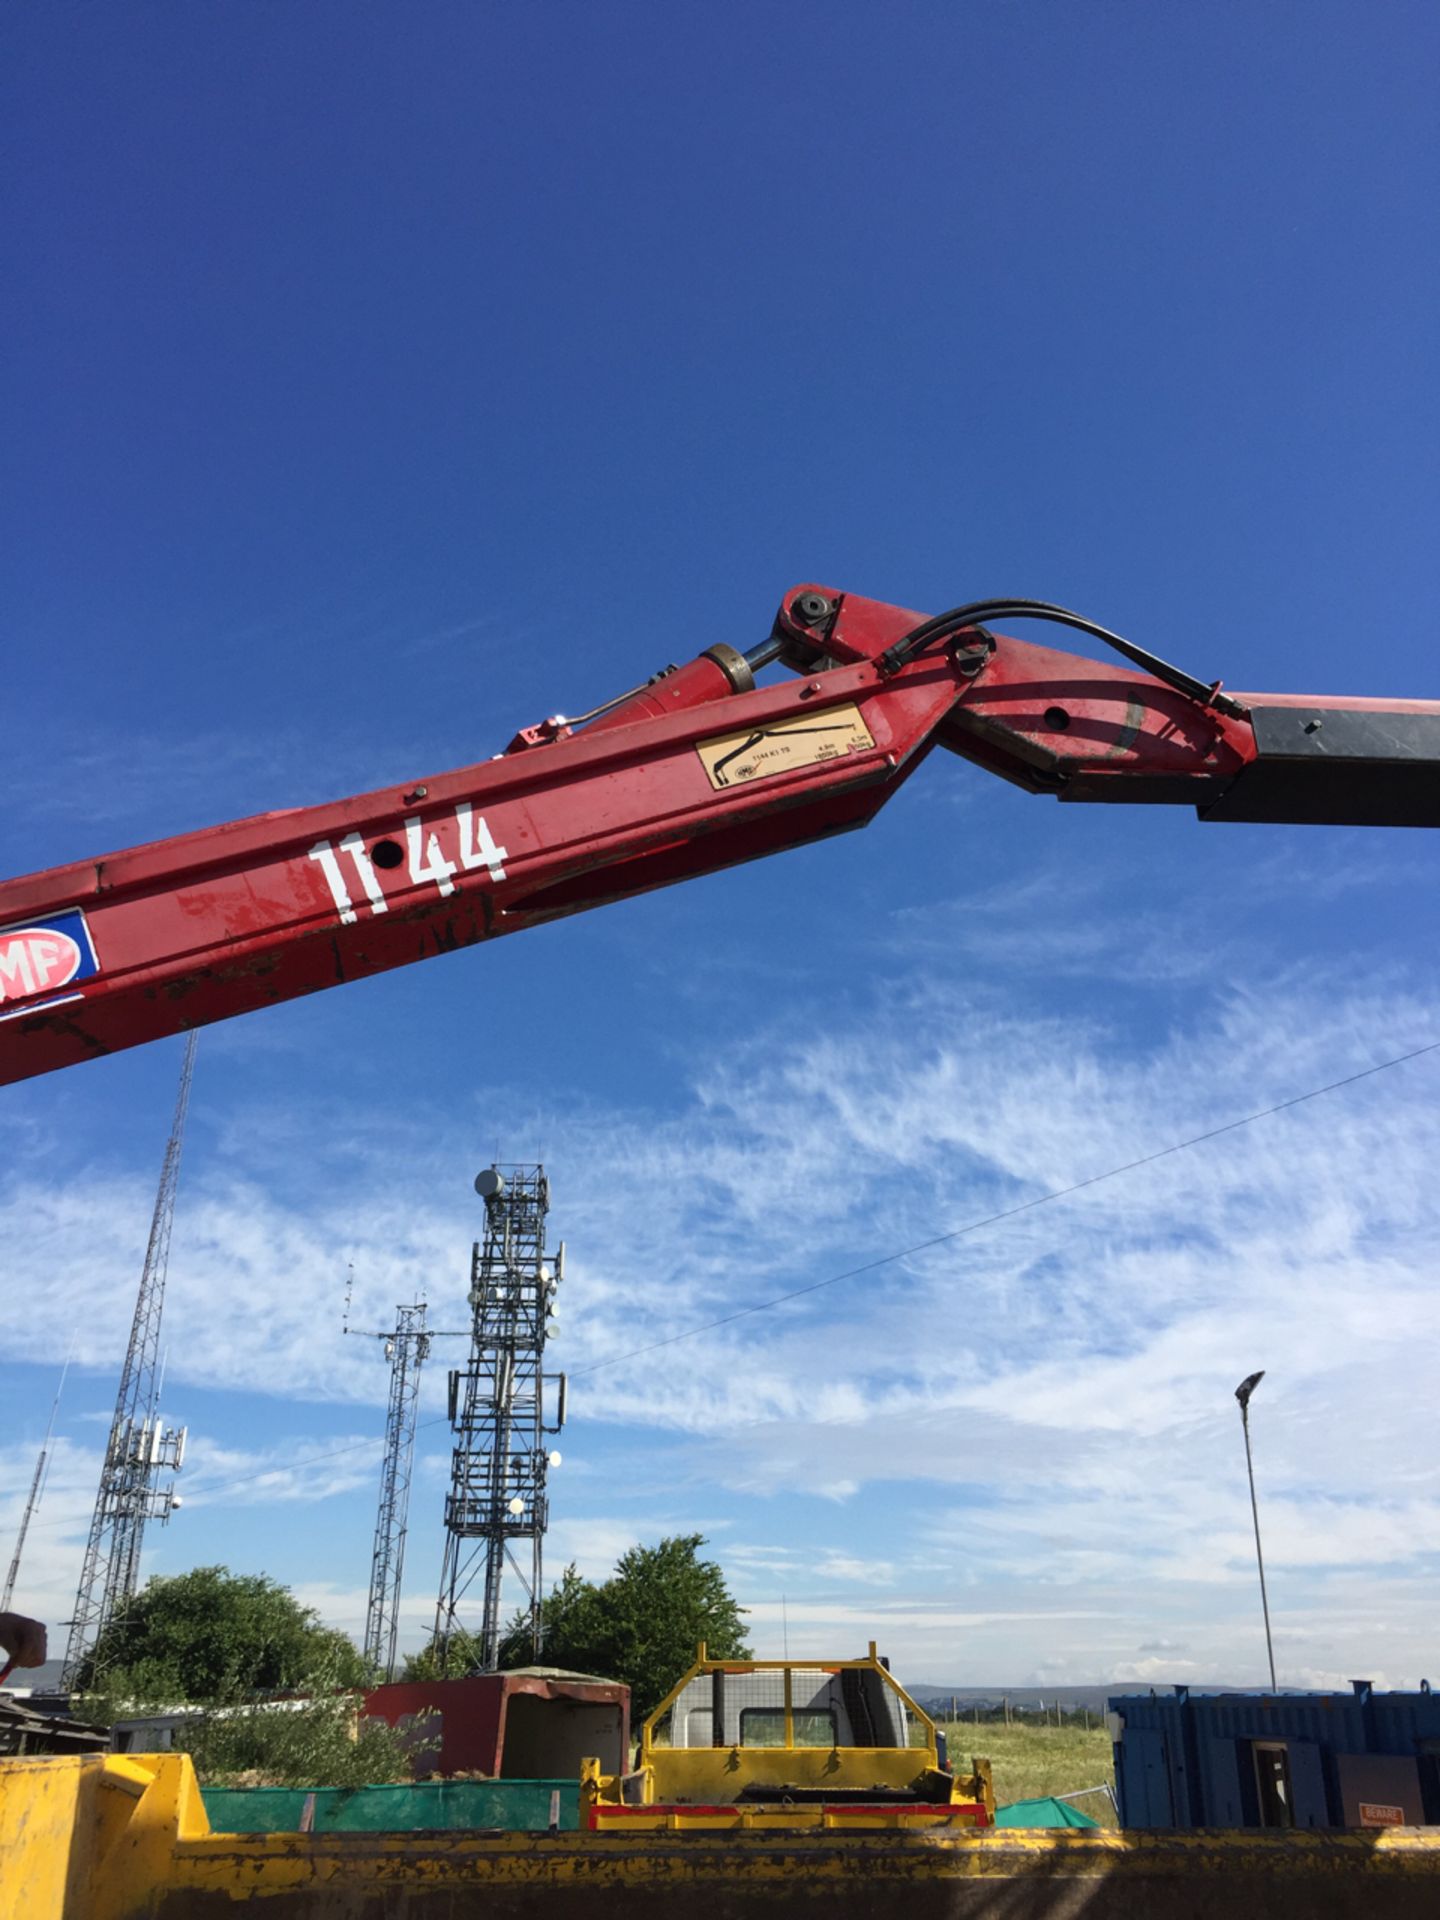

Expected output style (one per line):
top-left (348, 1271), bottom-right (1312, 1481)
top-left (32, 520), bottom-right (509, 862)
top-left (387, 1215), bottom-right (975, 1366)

top-left (697, 703), bottom-right (876, 790)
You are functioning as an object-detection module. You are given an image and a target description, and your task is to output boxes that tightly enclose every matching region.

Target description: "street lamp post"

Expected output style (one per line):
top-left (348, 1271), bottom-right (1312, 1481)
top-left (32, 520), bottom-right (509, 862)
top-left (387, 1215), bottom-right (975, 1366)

top-left (1235, 1370), bottom-right (1278, 1692)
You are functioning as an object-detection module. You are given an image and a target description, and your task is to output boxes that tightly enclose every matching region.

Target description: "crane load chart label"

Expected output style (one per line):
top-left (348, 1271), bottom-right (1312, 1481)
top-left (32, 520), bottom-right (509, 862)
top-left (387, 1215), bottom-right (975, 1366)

top-left (697, 703), bottom-right (876, 790)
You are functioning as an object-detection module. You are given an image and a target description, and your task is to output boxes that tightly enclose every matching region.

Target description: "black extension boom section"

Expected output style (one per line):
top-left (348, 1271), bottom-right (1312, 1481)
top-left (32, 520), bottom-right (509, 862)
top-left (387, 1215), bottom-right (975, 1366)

top-left (1202, 703), bottom-right (1440, 826)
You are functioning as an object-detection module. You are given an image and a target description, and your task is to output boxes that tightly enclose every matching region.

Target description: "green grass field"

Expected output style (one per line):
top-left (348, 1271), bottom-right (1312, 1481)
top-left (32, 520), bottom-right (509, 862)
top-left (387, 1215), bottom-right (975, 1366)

top-left (939, 1721), bottom-right (1117, 1826)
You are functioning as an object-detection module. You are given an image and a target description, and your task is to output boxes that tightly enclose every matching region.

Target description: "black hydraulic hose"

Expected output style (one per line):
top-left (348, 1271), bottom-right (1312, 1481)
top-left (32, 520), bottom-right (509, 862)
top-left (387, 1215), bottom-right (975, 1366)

top-left (878, 598), bottom-right (1247, 719)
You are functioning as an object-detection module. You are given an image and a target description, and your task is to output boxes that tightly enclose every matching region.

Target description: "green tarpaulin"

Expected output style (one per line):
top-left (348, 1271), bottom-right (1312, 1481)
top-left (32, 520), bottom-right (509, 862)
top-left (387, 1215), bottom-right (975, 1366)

top-left (994, 1796), bottom-right (1102, 1828)
top-left (203, 1781), bottom-right (1102, 1835)
top-left (201, 1779), bottom-right (578, 1833)
top-left (998, 1797), bottom-right (1113, 1827)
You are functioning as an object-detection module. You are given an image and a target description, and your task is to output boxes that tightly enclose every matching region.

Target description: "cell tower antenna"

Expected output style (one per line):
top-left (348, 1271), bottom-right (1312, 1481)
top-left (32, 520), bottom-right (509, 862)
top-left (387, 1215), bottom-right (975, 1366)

top-left (2, 1344), bottom-right (72, 1613)
top-left (361, 1300), bottom-right (431, 1681)
top-left (62, 1034), bottom-right (194, 1688)
top-left (434, 1164), bottom-right (566, 1673)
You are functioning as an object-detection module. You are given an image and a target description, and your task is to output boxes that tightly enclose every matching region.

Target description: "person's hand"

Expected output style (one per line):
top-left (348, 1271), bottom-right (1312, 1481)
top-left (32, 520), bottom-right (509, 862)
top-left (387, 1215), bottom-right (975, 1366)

top-left (0, 1612), bottom-right (48, 1670)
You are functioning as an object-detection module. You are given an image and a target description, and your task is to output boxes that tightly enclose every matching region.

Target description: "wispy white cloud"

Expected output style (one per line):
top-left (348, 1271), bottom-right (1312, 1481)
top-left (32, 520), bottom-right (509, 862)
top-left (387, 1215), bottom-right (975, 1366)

top-left (4, 964), bottom-right (1438, 1685)
top-left (178, 1433), bottom-right (382, 1510)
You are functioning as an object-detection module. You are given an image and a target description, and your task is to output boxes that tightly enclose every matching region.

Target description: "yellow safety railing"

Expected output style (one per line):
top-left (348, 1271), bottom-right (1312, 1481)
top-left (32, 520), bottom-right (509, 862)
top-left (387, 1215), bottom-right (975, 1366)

top-left (596, 1640), bottom-right (994, 1821)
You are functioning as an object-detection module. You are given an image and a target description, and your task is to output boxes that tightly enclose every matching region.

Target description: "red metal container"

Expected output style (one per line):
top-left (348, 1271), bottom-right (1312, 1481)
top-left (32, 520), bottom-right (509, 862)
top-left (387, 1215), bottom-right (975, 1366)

top-left (364, 1669), bottom-right (629, 1780)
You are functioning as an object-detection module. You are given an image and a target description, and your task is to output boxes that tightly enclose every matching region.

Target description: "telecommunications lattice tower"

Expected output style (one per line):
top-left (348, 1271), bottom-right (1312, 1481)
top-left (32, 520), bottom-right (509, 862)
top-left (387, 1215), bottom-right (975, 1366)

top-left (355, 1300), bottom-right (432, 1682)
top-left (433, 1164), bottom-right (566, 1672)
top-left (62, 1034), bottom-right (194, 1688)
top-left (2, 1352), bottom-right (70, 1612)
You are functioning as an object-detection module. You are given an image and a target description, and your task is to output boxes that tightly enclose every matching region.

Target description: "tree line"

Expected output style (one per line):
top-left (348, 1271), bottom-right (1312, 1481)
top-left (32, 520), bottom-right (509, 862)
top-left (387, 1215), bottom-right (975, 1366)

top-left (404, 1532), bottom-right (749, 1718)
top-left (76, 1533), bottom-right (748, 1781)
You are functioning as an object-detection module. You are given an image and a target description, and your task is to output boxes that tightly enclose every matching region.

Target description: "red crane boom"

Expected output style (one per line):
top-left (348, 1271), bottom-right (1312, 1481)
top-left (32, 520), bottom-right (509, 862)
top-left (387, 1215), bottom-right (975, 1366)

top-left (3, 584), bottom-right (1437, 1087)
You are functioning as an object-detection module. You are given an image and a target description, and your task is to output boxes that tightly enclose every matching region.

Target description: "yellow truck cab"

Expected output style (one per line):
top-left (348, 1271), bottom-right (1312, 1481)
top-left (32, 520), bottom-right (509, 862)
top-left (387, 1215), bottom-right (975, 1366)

top-left (584, 1641), bottom-right (993, 1832)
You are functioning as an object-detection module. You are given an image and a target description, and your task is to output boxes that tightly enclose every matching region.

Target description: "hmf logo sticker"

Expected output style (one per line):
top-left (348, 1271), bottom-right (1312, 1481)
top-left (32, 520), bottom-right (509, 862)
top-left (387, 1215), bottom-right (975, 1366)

top-left (0, 909), bottom-right (100, 1018)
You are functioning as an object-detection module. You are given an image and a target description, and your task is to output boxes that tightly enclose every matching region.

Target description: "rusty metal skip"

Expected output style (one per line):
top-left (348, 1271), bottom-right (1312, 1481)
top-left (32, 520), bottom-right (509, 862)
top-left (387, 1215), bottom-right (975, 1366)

top-left (5, 1747), bottom-right (1440, 1919)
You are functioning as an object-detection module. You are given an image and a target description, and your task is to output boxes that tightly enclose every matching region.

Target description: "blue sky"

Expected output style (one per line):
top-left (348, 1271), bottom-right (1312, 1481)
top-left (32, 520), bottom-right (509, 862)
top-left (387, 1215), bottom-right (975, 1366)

top-left (3, 2), bottom-right (1439, 1690)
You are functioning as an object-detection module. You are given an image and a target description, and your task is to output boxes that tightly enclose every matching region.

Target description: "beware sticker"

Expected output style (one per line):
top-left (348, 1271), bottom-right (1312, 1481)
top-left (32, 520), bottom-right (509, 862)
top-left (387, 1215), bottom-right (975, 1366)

top-left (1358, 1802), bottom-right (1406, 1827)
top-left (0, 909), bottom-right (100, 1020)
top-left (696, 702), bottom-right (877, 790)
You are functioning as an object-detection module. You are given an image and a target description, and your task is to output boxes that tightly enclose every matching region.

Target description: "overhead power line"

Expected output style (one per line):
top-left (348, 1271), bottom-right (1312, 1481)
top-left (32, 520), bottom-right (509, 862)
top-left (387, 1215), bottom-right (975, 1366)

top-left (572, 1036), bottom-right (1440, 1378)
top-left (33, 1034), bottom-right (1439, 1526)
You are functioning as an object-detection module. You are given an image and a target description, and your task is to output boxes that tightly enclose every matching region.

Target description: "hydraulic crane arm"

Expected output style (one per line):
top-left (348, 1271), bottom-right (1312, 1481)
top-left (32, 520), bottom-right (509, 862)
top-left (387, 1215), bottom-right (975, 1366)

top-left (3, 584), bottom-right (1438, 1087)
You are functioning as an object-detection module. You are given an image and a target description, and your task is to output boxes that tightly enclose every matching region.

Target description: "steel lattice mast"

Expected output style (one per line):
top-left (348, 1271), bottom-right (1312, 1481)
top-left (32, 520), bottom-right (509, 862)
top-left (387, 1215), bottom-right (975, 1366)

top-left (1, 1449), bottom-right (48, 1617)
top-left (434, 1165), bottom-right (566, 1673)
top-left (362, 1301), bottom-right (431, 1681)
top-left (2, 1349), bottom-right (71, 1611)
top-left (62, 1035), bottom-right (194, 1688)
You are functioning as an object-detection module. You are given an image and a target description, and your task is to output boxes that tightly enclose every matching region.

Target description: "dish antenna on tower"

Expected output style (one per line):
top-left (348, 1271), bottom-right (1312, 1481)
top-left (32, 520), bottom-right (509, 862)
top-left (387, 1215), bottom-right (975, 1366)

top-left (474, 1167), bottom-right (505, 1203)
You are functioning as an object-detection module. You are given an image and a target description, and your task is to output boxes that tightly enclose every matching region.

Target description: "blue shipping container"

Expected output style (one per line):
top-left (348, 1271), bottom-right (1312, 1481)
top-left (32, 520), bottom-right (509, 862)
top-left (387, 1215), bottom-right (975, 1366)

top-left (1109, 1682), bottom-right (1440, 1830)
